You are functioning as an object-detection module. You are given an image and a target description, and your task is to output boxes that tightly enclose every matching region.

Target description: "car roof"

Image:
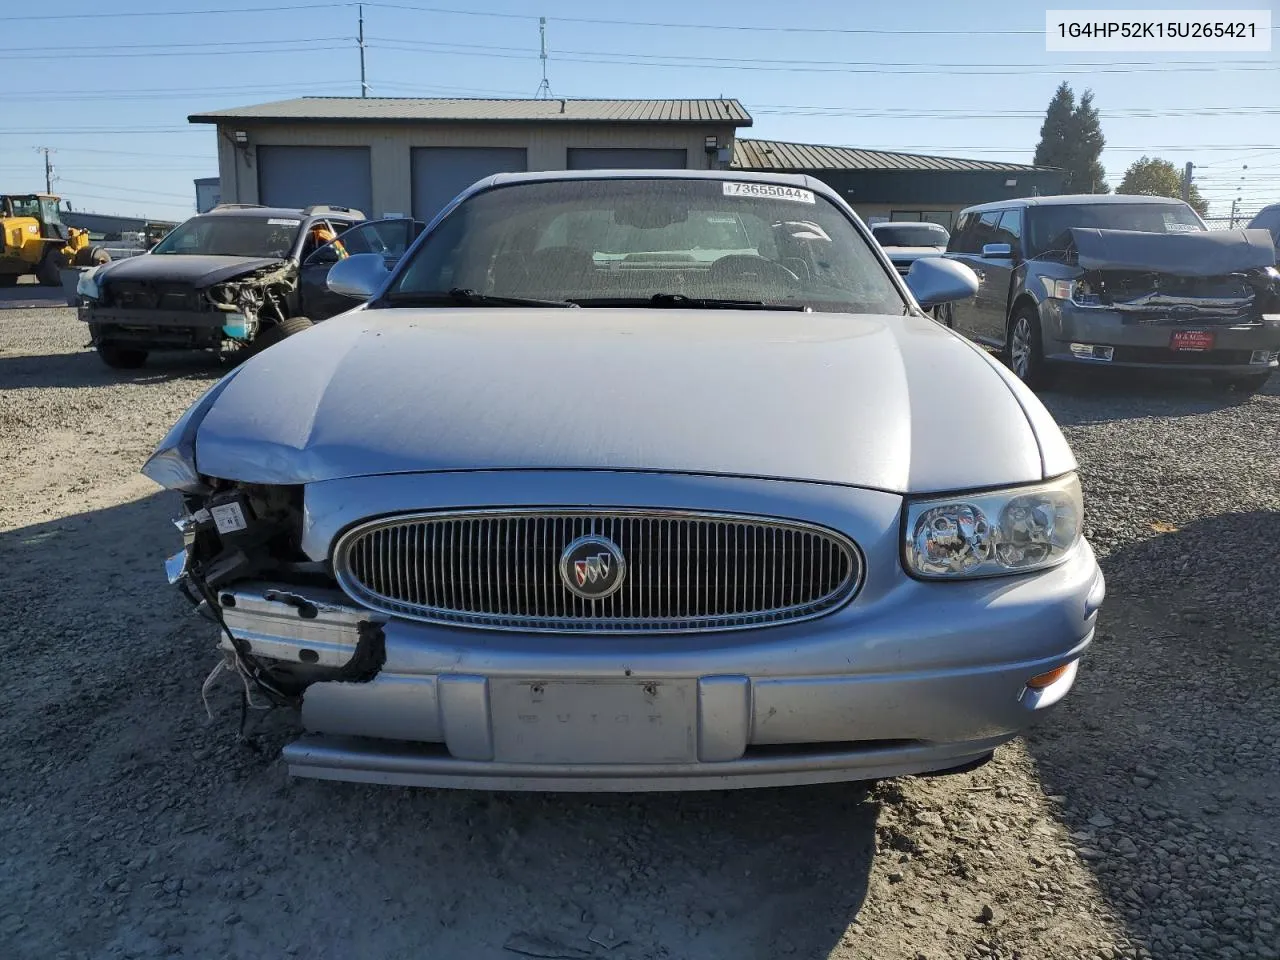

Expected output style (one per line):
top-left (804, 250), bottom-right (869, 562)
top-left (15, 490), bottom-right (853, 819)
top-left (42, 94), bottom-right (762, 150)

top-left (871, 220), bottom-right (948, 229)
top-left (200, 206), bottom-right (360, 220)
top-left (959, 194), bottom-right (1192, 216)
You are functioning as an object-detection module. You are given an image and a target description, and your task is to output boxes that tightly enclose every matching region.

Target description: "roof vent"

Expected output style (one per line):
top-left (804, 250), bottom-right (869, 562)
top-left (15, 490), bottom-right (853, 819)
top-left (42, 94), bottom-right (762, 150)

top-left (559, 99), bottom-right (566, 114)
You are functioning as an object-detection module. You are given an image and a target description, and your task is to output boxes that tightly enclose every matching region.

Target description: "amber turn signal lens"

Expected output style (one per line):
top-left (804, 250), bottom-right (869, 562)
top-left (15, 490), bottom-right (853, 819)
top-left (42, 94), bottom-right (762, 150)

top-left (1027, 662), bottom-right (1075, 690)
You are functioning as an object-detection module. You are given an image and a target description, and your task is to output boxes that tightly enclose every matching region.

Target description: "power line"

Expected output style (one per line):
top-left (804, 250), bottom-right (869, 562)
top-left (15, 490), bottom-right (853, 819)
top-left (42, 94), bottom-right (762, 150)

top-left (7, 42), bottom-right (350, 60)
top-left (368, 39), bottom-right (1278, 75)
top-left (370, 35), bottom-right (1277, 69)
top-left (56, 178), bottom-right (195, 201)
top-left (34, 36), bottom-right (349, 52)
top-left (0, 3), bottom-right (346, 21)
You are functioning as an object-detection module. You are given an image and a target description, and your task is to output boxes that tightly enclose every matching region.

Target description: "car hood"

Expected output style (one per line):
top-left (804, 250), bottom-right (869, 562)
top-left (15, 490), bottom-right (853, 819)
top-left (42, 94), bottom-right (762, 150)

top-left (191, 308), bottom-right (1056, 493)
top-left (1071, 227), bottom-right (1276, 277)
top-left (98, 253), bottom-right (290, 288)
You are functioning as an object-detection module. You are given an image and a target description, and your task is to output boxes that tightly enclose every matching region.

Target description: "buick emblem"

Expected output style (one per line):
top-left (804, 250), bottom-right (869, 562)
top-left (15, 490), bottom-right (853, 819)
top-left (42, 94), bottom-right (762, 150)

top-left (559, 535), bottom-right (627, 600)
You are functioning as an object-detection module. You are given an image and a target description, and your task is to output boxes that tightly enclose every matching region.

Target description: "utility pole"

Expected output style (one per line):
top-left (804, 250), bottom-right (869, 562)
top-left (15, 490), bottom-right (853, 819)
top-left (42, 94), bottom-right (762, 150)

top-left (1182, 161), bottom-right (1193, 203)
top-left (39, 147), bottom-right (55, 193)
top-left (535, 17), bottom-right (552, 98)
top-left (1229, 198), bottom-right (1238, 228)
top-left (358, 4), bottom-right (369, 97)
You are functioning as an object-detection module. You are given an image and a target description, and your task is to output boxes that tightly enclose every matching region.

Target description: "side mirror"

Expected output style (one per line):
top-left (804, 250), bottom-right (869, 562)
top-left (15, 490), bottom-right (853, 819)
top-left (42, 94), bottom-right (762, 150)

top-left (981, 242), bottom-right (1013, 259)
top-left (326, 252), bottom-right (390, 300)
top-left (905, 257), bottom-right (979, 310)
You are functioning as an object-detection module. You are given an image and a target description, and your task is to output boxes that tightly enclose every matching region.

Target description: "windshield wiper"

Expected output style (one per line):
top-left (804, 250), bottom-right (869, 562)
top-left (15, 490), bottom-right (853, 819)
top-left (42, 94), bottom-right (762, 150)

top-left (382, 288), bottom-right (578, 308)
top-left (571, 293), bottom-right (807, 311)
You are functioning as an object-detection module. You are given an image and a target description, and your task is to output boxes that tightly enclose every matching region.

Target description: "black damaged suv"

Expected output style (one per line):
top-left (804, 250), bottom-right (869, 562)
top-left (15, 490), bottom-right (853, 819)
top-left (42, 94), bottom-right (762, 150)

top-left (77, 204), bottom-right (421, 368)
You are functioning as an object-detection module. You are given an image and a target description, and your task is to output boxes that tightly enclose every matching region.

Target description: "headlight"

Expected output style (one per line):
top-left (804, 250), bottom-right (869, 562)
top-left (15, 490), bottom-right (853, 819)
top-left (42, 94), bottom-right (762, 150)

top-left (903, 473), bottom-right (1083, 579)
top-left (141, 367), bottom-right (244, 493)
top-left (77, 265), bottom-right (106, 300)
top-left (1041, 278), bottom-right (1101, 306)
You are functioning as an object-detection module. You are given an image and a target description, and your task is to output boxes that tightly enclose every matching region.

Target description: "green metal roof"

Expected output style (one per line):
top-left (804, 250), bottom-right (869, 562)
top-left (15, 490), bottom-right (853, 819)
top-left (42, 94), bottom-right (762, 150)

top-left (732, 138), bottom-right (1058, 174)
top-left (190, 97), bottom-right (752, 126)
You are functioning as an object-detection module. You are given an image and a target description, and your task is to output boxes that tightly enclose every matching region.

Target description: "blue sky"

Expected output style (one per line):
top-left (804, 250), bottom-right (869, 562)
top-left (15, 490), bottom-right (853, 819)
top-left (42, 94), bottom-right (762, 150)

top-left (2, 0), bottom-right (1276, 220)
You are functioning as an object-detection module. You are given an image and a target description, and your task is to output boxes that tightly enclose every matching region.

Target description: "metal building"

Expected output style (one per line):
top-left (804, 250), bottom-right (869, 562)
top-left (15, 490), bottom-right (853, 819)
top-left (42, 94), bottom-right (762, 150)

top-left (188, 97), bottom-right (1064, 228)
top-left (732, 139), bottom-right (1066, 229)
top-left (189, 97), bottom-right (749, 221)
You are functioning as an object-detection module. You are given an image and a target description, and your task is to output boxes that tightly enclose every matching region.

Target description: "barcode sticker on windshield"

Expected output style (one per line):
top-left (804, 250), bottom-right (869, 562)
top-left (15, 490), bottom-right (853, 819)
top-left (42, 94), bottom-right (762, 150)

top-left (267, 218), bottom-right (301, 226)
top-left (723, 182), bottom-right (815, 204)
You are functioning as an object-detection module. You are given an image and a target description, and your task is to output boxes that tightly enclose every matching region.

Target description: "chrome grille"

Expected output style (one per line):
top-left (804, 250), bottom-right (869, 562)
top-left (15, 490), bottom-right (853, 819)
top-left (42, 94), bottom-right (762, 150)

top-left (333, 509), bottom-right (862, 633)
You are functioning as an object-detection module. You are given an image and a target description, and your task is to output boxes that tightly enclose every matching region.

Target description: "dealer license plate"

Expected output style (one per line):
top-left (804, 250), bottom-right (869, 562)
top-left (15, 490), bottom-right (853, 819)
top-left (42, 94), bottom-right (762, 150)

top-left (489, 679), bottom-right (696, 764)
top-left (1170, 330), bottom-right (1215, 352)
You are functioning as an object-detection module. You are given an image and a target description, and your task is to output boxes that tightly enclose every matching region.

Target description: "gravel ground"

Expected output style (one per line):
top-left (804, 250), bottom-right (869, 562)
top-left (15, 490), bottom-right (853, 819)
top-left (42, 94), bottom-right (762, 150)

top-left (1, 308), bottom-right (1276, 960)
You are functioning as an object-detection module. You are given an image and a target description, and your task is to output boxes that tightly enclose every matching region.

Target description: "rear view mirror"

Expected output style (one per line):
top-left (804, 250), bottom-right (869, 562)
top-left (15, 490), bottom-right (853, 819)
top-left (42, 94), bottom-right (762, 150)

top-left (327, 253), bottom-right (390, 300)
top-left (905, 257), bottom-right (979, 309)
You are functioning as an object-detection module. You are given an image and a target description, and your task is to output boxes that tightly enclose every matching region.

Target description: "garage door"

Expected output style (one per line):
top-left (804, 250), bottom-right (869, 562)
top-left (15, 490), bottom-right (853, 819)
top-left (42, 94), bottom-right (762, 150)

top-left (566, 148), bottom-right (688, 170)
top-left (411, 147), bottom-right (528, 222)
top-left (257, 146), bottom-right (373, 215)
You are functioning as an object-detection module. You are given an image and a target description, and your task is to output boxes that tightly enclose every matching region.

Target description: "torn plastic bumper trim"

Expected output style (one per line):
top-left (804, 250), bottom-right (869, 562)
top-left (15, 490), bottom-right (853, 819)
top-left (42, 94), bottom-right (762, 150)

top-left (216, 582), bottom-right (385, 669)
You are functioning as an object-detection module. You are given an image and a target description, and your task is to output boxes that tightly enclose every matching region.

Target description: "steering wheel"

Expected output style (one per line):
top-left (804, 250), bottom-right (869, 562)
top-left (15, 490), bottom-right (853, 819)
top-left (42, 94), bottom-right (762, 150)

top-left (708, 254), bottom-right (800, 289)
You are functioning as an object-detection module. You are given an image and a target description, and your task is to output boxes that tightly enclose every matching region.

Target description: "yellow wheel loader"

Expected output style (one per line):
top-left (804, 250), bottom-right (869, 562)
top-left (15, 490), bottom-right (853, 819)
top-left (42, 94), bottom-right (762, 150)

top-left (0, 194), bottom-right (109, 288)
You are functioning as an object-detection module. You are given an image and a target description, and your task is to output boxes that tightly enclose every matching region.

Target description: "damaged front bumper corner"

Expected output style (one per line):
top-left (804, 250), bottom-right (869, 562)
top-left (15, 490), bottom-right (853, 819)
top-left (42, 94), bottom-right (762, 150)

top-left (212, 582), bottom-right (386, 669)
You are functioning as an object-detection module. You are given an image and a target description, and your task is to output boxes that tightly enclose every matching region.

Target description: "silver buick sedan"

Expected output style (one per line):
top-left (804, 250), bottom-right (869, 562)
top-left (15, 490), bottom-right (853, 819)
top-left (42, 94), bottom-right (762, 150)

top-left (145, 170), bottom-right (1105, 792)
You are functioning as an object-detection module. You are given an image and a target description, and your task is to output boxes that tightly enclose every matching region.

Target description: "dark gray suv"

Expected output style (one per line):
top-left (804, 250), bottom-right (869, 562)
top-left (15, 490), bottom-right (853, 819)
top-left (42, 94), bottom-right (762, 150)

top-left (942, 195), bottom-right (1280, 393)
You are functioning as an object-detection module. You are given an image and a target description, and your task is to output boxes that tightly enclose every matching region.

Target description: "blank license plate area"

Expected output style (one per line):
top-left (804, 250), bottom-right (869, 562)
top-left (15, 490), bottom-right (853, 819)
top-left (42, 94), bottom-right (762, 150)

top-left (1171, 330), bottom-right (1215, 351)
top-left (490, 679), bottom-right (696, 764)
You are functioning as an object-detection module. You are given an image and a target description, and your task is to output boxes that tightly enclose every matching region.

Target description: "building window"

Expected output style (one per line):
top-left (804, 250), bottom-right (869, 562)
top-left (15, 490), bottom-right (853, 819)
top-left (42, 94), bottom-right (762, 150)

top-left (890, 210), bottom-right (956, 229)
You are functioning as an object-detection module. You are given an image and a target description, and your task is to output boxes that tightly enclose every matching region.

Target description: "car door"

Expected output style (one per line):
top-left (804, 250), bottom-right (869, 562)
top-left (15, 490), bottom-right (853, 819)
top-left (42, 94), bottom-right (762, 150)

top-left (299, 219), bottom-right (420, 320)
top-left (945, 211), bottom-right (998, 337)
top-left (971, 208), bottom-right (1023, 346)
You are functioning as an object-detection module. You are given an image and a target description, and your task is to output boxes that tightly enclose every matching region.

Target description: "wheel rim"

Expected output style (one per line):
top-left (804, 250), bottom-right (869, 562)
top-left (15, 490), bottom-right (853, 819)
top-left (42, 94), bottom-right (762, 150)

top-left (1010, 317), bottom-right (1032, 379)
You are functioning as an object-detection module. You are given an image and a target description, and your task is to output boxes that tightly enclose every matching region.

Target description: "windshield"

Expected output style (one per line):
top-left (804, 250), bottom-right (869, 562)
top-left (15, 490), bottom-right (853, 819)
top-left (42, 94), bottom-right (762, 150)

top-left (150, 214), bottom-right (302, 258)
top-left (873, 223), bottom-right (949, 247)
top-left (389, 178), bottom-right (905, 314)
top-left (1027, 202), bottom-right (1205, 257)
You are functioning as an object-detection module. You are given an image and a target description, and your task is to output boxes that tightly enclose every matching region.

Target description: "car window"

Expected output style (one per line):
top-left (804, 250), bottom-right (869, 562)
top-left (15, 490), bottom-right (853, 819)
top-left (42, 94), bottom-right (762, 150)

top-left (151, 214), bottom-right (302, 259)
top-left (872, 223), bottom-right (950, 247)
top-left (390, 178), bottom-right (906, 315)
top-left (994, 209), bottom-right (1022, 254)
top-left (308, 220), bottom-right (416, 267)
top-left (1025, 202), bottom-right (1206, 257)
top-left (948, 213), bottom-right (975, 253)
top-left (971, 211), bottom-right (1003, 250)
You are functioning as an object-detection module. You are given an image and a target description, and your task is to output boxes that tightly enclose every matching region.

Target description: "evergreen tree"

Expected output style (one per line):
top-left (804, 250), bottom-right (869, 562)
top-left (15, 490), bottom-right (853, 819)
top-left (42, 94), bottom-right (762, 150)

top-left (1069, 90), bottom-right (1109, 194)
top-left (1033, 83), bottom-right (1109, 194)
top-left (1033, 82), bottom-right (1076, 172)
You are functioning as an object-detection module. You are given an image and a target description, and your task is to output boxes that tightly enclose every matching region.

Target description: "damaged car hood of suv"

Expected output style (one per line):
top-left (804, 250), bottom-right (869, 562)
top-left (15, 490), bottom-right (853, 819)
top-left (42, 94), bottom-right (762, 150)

top-left (188, 307), bottom-right (1052, 494)
top-left (97, 253), bottom-right (291, 289)
top-left (1070, 227), bottom-right (1277, 278)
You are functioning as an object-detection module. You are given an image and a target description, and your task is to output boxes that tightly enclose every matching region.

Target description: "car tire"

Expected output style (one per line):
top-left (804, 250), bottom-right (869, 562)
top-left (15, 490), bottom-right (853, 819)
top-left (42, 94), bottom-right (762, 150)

top-left (1213, 371), bottom-right (1271, 395)
top-left (36, 249), bottom-right (66, 287)
top-left (1005, 306), bottom-right (1055, 389)
top-left (96, 341), bottom-right (148, 369)
top-left (251, 315), bottom-right (314, 354)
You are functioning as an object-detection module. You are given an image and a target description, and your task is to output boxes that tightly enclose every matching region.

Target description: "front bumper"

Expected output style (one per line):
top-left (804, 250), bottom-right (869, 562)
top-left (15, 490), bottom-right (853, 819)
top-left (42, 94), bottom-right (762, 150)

top-left (216, 542), bottom-right (1104, 791)
top-left (1041, 300), bottom-right (1280, 372)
